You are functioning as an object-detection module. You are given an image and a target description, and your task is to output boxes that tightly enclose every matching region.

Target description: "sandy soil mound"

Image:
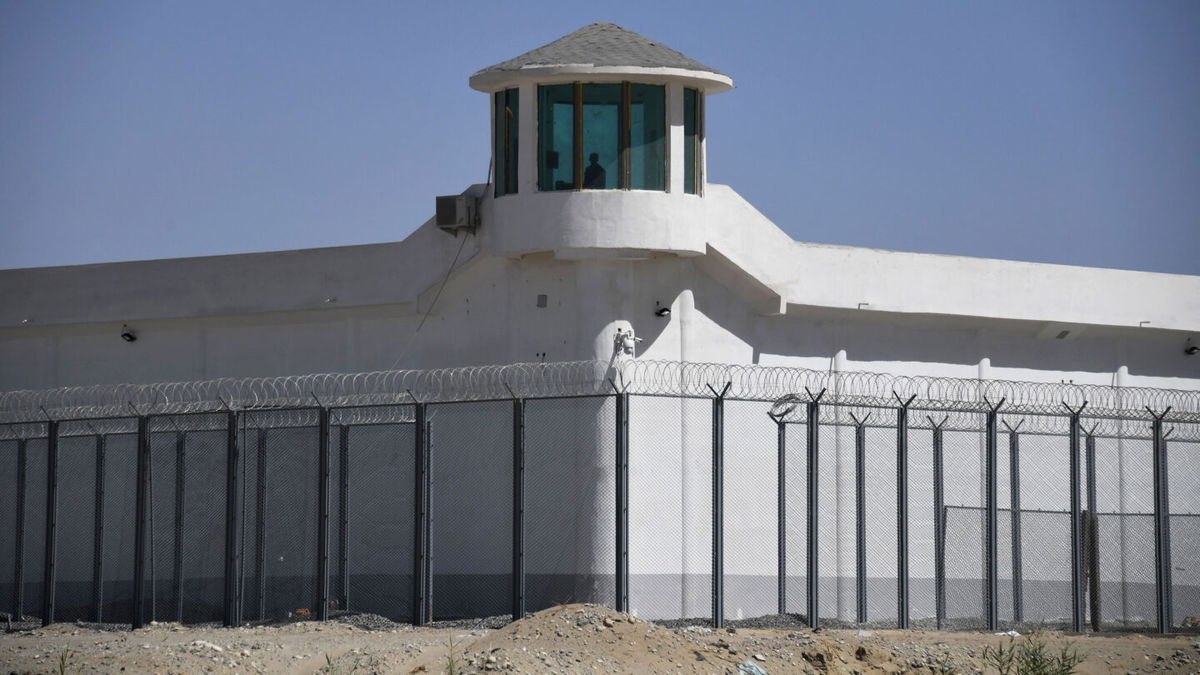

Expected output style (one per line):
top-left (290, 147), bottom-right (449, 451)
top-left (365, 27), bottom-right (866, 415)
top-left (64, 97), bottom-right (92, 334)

top-left (446, 603), bottom-right (961, 674)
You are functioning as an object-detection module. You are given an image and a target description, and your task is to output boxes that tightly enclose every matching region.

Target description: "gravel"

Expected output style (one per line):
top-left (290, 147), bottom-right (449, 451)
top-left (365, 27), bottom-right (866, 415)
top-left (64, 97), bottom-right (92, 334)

top-left (4, 618), bottom-right (43, 633)
top-left (331, 612), bottom-right (413, 632)
top-left (651, 617), bottom-right (715, 629)
top-left (426, 614), bottom-right (511, 630)
top-left (726, 614), bottom-right (810, 630)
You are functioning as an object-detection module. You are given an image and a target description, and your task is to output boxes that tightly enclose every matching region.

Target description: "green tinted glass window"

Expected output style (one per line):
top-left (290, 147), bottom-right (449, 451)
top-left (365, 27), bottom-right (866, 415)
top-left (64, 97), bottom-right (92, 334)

top-left (494, 92), bottom-right (505, 196)
top-left (494, 89), bottom-right (518, 196)
top-left (684, 88), bottom-right (699, 194)
top-left (538, 84), bottom-right (575, 191)
top-left (629, 84), bottom-right (665, 191)
top-left (581, 84), bottom-right (620, 190)
top-left (505, 89), bottom-right (518, 193)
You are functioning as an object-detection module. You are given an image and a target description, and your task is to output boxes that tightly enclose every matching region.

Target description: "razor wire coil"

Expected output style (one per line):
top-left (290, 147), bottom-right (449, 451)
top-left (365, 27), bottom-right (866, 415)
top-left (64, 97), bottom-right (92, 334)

top-left (1, 359), bottom-right (1197, 440)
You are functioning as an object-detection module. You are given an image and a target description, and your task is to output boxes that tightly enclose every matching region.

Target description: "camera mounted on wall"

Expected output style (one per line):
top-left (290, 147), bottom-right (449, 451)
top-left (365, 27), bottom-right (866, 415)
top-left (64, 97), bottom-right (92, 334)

top-left (614, 327), bottom-right (642, 357)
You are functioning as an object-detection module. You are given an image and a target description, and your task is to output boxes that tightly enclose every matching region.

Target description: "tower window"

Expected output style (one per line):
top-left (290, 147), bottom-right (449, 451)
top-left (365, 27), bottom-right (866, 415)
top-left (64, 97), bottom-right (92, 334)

top-left (538, 82), bottom-right (667, 192)
top-left (494, 88), bottom-right (519, 197)
top-left (683, 87), bottom-right (703, 195)
top-left (582, 84), bottom-right (621, 189)
top-left (629, 84), bottom-right (666, 191)
top-left (538, 84), bottom-right (576, 191)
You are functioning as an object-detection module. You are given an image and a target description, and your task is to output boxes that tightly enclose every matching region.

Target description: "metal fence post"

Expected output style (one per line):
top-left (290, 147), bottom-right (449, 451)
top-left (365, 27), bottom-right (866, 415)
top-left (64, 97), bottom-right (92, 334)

top-left (806, 388), bottom-right (825, 629)
top-left (895, 394), bottom-right (915, 629)
top-left (338, 424), bottom-right (350, 612)
top-left (775, 415), bottom-right (787, 616)
top-left (93, 434), bottom-right (107, 623)
top-left (172, 432), bottom-right (185, 623)
top-left (41, 420), bottom-right (59, 627)
top-left (223, 410), bottom-right (241, 628)
top-left (317, 407), bottom-right (331, 621)
top-left (13, 438), bottom-right (27, 620)
top-left (851, 414), bottom-right (868, 625)
top-left (1065, 402), bottom-right (1087, 633)
top-left (615, 392), bottom-right (629, 614)
top-left (254, 429), bottom-right (268, 620)
top-left (413, 401), bottom-right (431, 625)
top-left (1149, 407), bottom-right (1173, 634)
top-left (983, 397), bottom-right (1004, 631)
top-left (929, 417), bottom-right (946, 630)
top-left (511, 397), bottom-right (525, 621)
top-left (1004, 421), bottom-right (1023, 626)
top-left (709, 383), bottom-right (730, 628)
top-left (1084, 428), bottom-right (1100, 631)
top-left (426, 420), bottom-right (433, 617)
top-left (132, 416), bottom-right (151, 629)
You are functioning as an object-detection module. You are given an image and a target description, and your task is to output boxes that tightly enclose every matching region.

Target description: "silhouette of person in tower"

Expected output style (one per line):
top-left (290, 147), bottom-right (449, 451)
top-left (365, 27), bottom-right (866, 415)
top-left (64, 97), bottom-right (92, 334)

top-left (584, 152), bottom-right (607, 189)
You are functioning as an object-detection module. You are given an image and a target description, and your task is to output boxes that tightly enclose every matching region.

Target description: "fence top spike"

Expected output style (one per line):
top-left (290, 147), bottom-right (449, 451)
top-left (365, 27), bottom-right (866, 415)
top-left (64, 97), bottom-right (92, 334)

top-left (925, 414), bottom-right (950, 430)
top-left (1145, 405), bottom-right (1173, 421)
top-left (982, 396), bottom-right (1006, 413)
top-left (1061, 400), bottom-right (1088, 416)
top-left (706, 381), bottom-right (732, 399)
top-left (848, 411), bottom-right (873, 427)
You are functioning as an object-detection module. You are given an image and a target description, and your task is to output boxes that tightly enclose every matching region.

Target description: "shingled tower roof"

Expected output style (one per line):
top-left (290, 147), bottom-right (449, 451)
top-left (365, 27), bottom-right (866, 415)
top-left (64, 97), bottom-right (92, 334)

top-left (474, 23), bottom-right (725, 76)
top-left (469, 23), bottom-right (732, 93)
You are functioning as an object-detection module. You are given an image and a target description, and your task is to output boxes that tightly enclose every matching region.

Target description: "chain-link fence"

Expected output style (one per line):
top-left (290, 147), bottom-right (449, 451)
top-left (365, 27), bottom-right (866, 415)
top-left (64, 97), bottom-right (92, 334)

top-left (429, 400), bottom-right (509, 620)
top-left (0, 437), bottom-right (18, 617)
top-left (627, 395), bottom-right (711, 621)
top-left (333, 405), bottom-right (416, 622)
top-left (782, 412), bottom-right (809, 622)
top-left (2, 360), bottom-right (1199, 634)
top-left (723, 399), bottom-right (779, 623)
top-left (1168, 422), bottom-right (1200, 631)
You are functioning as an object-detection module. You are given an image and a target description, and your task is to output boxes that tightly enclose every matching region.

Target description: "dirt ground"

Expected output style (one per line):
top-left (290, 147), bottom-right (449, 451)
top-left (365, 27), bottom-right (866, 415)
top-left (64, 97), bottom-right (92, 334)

top-left (3, 604), bottom-right (1199, 674)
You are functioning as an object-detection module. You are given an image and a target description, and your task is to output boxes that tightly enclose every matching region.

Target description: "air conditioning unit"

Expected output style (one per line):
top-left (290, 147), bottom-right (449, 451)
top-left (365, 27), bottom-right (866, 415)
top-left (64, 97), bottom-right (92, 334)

top-left (435, 195), bottom-right (478, 233)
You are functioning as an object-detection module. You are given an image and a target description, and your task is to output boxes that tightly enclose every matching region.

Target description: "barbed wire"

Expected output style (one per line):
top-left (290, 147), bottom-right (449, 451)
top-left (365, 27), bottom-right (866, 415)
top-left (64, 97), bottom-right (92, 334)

top-left (1, 359), bottom-right (1197, 439)
top-left (621, 360), bottom-right (1200, 438)
top-left (0, 361), bottom-right (610, 424)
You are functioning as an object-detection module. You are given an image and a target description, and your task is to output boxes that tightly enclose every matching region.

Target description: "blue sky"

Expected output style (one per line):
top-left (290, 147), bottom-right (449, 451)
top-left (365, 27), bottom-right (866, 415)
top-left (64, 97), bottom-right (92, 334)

top-left (1, 1), bottom-right (1197, 274)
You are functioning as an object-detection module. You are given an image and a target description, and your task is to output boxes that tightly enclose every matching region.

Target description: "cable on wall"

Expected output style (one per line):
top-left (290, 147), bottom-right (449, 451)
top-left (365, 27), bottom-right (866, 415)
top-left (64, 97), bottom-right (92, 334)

top-left (387, 157), bottom-right (493, 371)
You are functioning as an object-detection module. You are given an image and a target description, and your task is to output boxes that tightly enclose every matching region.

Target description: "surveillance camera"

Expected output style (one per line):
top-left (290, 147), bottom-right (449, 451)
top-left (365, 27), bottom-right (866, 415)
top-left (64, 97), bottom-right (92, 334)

top-left (120, 325), bottom-right (137, 342)
top-left (654, 307), bottom-right (671, 318)
top-left (615, 327), bottom-right (643, 356)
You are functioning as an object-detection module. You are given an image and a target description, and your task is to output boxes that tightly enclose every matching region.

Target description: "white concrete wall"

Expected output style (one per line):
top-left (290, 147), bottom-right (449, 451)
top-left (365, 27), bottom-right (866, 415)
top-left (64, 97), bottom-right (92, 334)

top-left (3, 232), bottom-right (1197, 391)
top-left (4, 179), bottom-right (1196, 391)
